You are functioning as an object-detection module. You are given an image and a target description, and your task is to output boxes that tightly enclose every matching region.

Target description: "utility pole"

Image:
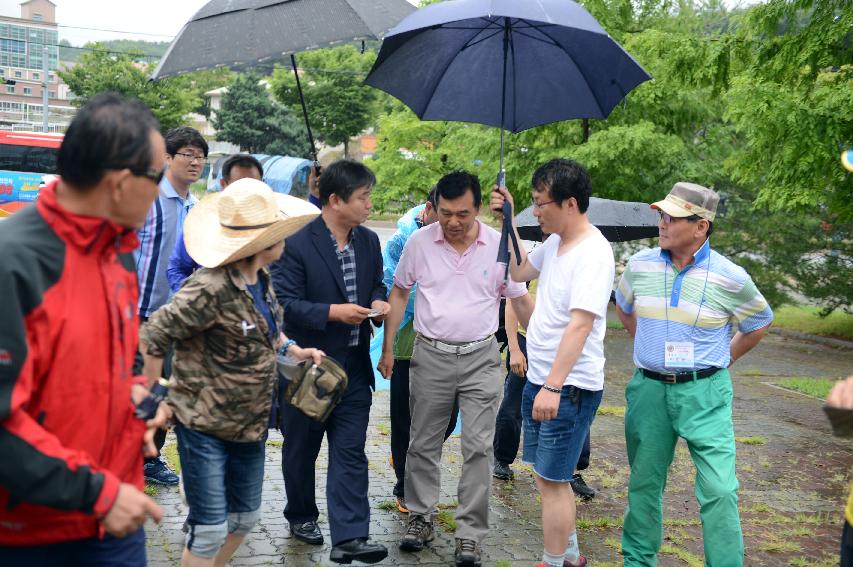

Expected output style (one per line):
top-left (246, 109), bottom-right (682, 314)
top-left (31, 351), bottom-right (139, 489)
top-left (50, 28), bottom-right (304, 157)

top-left (42, 44), bottom-right (49, 132)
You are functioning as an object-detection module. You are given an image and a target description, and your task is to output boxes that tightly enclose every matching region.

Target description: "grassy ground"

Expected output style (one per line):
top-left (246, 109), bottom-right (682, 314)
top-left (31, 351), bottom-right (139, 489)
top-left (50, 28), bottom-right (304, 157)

top-left (772, 305), bottom-right (853, 340)
top-left (775, 377), bottom-right (839, 399)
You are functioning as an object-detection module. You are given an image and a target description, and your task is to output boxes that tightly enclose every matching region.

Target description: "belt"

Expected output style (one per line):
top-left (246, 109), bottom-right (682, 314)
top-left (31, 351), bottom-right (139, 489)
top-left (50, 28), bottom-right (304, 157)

top-left (641, 366), bottom-right (720, 384)
top-left (417, 334), bottom-right (493, 356)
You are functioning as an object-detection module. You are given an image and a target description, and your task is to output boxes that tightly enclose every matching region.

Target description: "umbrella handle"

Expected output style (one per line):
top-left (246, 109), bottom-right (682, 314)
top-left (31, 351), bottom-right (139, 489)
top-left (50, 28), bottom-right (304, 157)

top-left (496, 169), bottom-right (506, 189)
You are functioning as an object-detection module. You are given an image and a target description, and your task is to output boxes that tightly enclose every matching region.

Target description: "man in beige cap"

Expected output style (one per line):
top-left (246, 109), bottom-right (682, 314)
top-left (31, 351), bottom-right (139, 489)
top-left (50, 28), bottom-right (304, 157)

top-left (615, 182), bottom-right (773, 566)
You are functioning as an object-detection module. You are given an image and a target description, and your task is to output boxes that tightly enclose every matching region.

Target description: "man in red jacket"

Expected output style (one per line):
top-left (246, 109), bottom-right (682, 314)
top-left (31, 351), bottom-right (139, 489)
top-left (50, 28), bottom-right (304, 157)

top-left (0, 93), bottom-right (165, 565)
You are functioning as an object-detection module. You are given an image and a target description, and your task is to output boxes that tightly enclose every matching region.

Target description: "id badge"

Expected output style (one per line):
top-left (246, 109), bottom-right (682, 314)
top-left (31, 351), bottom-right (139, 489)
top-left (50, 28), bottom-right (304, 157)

top-left (664, 341), bottom-right (694, 368)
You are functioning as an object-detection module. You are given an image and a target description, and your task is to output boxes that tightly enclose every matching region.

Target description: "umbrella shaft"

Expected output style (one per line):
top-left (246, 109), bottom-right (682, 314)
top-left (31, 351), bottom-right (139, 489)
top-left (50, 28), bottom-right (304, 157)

top-left (291, 54), bottom-right (318, 163)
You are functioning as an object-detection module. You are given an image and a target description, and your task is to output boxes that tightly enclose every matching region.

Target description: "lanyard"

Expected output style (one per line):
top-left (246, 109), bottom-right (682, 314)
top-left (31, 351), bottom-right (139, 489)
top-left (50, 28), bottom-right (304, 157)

top-left (664, 256), bottom-right (711, 341)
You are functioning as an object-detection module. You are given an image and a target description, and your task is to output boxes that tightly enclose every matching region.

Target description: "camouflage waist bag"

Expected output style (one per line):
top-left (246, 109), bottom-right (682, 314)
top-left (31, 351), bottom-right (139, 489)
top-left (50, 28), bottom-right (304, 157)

top-left (277, 355), bottom-right (348, 422)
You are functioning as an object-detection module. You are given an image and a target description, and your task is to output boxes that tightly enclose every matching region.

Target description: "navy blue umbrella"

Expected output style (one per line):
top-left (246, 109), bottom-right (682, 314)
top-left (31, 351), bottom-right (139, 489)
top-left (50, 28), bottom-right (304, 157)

top-left (364, 0), bottom-right (651, 271)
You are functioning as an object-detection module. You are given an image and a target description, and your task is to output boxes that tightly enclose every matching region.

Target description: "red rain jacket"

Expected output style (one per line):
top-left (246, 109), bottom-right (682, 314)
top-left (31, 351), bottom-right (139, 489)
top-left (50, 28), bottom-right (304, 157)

top-left (0, 181), bottom-right (146, 545)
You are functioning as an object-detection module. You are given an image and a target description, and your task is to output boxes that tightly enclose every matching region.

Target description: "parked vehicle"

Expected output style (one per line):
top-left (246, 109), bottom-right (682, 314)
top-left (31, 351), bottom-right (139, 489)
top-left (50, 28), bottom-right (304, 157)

top-left (0, 131), bottom-right (63, 216)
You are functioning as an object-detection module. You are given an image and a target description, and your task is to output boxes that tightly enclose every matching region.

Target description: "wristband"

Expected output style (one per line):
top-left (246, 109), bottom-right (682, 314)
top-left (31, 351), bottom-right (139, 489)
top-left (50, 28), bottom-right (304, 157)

top-left (279, 339), bottom-right (297, 356)
top-left (542, 384), bottom-right (562, 394)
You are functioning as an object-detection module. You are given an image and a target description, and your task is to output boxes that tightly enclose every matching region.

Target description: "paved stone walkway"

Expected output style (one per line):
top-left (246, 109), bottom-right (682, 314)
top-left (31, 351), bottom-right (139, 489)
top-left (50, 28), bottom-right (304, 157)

top-left (146, 329), bottom-right (853, 566)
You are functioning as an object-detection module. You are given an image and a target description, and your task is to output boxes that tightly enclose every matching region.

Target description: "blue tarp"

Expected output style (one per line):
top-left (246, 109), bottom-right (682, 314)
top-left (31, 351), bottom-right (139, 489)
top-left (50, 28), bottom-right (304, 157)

top-left (209, 154), bottom-right (311, 196)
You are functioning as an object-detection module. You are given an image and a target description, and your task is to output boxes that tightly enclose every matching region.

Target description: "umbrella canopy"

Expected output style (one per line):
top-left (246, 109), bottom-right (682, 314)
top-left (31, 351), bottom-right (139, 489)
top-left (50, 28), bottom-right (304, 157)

top-left (151, 0), bottom-right (415, 79)
top-left (364, 0), bottom-right (651, 133)
top-left (515, 198), bottom-right (661, 243)
top-left (151, 0), bottom-right (414, 164)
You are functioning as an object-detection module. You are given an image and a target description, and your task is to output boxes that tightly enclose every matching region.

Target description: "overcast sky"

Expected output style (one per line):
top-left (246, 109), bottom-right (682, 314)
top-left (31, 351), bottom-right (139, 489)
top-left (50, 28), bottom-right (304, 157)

top-left (0, 0), bottom-right (763, 47)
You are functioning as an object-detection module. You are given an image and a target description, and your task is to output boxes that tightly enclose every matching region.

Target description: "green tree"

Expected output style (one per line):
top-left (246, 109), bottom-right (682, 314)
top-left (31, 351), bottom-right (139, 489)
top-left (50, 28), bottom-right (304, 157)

top-left (270, 45), bottom-right (377, 158)
top-left (213, 73), bottom-right (305, 156)
top-left (58, 43), bottom-right (199, 132)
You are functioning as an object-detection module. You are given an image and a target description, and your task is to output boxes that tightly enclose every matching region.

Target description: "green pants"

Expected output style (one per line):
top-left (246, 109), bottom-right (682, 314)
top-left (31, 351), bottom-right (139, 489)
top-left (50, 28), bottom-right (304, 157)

top-left (622, 368), bottom-right (743, 567)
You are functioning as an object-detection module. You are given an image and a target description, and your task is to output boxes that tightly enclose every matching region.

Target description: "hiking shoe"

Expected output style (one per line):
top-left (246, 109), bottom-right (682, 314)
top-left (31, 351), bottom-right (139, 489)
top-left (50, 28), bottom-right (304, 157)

top-left (396, 496), bottom-right (409, 513)
top-left (493, 461), bottom-right (514, 481)
top-left (289, 520), bottom-right (323, 545)
top-left (535, 556), bottom-right (587, 567)
top-left (454, 538), bottom-right (482, 567)
top-left (143, 458), bottom-right (179, 485)
top-left (399, 516), bottom-right (434, 552)
top-left (570, 473), bottom-right (595, 501)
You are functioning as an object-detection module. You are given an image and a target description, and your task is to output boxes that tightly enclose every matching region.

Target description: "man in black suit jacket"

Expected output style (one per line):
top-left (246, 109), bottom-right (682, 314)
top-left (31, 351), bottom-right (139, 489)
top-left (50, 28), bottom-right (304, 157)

top-left (271, 160), bottom-right (389, 565)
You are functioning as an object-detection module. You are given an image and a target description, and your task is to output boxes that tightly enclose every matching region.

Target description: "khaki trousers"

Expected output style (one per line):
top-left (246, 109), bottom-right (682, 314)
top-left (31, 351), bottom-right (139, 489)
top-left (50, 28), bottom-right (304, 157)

top-left (405, 336), bottom-right (503, 543)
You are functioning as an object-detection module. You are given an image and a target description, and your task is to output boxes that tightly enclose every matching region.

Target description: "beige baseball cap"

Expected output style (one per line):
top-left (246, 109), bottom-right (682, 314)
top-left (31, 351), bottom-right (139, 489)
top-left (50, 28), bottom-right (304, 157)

top-left (651, 182), bottom-right (719, 222)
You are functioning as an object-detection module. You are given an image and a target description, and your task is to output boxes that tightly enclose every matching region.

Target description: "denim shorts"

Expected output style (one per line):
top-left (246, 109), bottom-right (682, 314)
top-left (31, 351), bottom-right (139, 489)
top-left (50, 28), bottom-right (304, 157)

top-left (521, 381), bottom-right (602, 482)
top-left (175, 423), bottom-right (266, 526)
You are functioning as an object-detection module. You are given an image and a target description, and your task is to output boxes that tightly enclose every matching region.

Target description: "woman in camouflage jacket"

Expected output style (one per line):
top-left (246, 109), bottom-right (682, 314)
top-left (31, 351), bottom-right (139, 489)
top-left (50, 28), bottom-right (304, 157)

top-left (140, 179), bottom-right (321, 567)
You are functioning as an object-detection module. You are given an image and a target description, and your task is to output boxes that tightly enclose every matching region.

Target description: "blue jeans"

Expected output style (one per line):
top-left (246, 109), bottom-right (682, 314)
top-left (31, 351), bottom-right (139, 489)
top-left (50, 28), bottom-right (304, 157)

top-left (521, 381), bottom-right (602, 482)
top-left (0, 529), bottom-right (145, 567)
top-left (175, 423), bottom-right (266, 528)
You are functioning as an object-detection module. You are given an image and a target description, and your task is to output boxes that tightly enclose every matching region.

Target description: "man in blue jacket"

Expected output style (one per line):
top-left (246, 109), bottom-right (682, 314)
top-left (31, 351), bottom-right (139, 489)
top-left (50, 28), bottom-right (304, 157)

top-left (271, 160), bottom-right (389, 565)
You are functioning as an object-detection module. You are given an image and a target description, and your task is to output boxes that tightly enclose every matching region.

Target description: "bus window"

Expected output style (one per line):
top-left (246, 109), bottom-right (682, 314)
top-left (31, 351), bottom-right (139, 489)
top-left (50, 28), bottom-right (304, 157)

top-left (0, 144), bottom-right (58, 174)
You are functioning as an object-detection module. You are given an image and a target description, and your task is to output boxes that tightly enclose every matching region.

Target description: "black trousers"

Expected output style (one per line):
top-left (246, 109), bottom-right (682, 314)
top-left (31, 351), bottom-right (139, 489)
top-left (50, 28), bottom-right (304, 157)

top-left (843, 520), bottom-right (853, 567)
top-left (389, 359), bottom-right (459, 497)
top-left (280, 350), bottom-right (373, 545)
top-left (134, 315), bottom-right (170, 461)
top-left (493, 333), bottom-right (591, 470)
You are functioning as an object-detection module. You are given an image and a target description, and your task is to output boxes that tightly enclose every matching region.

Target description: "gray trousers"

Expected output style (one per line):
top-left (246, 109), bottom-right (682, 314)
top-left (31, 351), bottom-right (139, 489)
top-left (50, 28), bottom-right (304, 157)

top-left (405, 336), bottom-right (503, 543)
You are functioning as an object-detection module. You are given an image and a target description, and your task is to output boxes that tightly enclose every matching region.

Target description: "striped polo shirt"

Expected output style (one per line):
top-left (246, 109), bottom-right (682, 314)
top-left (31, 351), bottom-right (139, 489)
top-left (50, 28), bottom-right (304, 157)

top-left (615, 239), bottom-right (773, 373)
top-left (134, 177), bottom-right (197, 318)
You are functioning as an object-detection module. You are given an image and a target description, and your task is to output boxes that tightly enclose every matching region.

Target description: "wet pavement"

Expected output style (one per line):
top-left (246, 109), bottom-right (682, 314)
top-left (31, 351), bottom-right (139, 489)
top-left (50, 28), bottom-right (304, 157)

top-left (145, 328), bottom-right (853, 566)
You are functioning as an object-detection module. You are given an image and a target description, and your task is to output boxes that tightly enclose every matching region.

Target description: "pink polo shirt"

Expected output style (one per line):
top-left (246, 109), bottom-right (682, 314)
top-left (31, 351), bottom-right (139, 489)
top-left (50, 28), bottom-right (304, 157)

top-left (394, 221), bottom-right (528, 343)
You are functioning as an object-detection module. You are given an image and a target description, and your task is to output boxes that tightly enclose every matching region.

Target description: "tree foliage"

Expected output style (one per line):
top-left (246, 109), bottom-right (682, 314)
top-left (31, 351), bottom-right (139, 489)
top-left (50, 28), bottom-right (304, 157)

top-left (58, 43), bottom-right (201, 132)
top-left (270, 45), bottom-right (378, 158)
top-left (213, 73), bottom-right (306, 156)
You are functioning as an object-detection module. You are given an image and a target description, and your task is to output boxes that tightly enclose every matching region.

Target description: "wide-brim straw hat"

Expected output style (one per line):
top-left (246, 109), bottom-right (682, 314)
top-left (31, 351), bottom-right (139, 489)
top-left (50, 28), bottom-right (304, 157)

top-left (184, 178), bottom-right (319, 268)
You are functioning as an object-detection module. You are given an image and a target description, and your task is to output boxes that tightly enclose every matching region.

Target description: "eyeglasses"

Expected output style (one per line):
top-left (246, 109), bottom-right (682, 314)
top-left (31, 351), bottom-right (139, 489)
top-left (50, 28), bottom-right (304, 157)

top-left (130, 163), bottom-right (168, 185)
top-left (657, 211), bottom-right (701, 224)
top-left (174, 151), bottom-right (205, 163)
top-left (531, 199), bottom-right (556, 210)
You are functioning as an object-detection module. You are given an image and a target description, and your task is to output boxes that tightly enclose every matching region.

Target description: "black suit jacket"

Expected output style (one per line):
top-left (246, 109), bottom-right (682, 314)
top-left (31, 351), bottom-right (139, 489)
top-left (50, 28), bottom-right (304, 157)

top-left (271, 216), bottom-right (386, 389)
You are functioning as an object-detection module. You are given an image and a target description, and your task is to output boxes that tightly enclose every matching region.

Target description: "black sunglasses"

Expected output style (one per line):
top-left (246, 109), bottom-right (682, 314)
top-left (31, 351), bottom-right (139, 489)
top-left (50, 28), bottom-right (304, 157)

top-left (107, 163), bottom-right (168, 185)
top-left (130, 163), bottom-right (168, 185)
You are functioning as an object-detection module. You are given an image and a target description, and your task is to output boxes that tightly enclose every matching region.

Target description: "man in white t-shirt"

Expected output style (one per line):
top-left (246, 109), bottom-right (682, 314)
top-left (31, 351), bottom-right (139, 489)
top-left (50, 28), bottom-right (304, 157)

top-left (490, 159), bottom-right (615, 567)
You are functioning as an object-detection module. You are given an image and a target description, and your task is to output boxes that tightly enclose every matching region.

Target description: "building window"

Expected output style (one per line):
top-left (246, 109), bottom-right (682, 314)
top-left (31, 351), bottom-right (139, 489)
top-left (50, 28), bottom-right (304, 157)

top-left (0, 69), bottom-right (4, 76)
top-left (48, 91), bottom-right (55, 98)
top-left (32, 14), bottom-right (44, 21)
top-left (32, 72), bottom-right (40, 80)
top-left (14, 70), bottom-right (22, 78)
top-left (48, 73), bottom-right (55, 81)
top-left (23, 87), bottom-right (32, 95)
top-left (6, 85), bottom-right (14, 94)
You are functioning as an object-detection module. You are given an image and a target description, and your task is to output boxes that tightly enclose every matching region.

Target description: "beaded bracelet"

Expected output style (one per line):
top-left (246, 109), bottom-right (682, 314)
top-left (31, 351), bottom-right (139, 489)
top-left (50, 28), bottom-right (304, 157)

top-left (542, 383), bottom-right (562, 394)
top-left (279, 339), bottom-right (297, 356)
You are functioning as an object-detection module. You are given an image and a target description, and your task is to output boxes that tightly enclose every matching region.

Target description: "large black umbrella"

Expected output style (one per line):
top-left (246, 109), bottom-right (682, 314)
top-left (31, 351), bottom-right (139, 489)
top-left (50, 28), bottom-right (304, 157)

top-left (151, 0), bottom-right (415, 163)
top-left (515, 198), bottom-right (661, 243)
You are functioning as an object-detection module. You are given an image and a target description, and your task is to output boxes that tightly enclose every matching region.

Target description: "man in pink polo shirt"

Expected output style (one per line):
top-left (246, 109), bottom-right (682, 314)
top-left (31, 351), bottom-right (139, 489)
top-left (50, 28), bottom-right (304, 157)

top-left (378, 171), bottom-right (533, 567)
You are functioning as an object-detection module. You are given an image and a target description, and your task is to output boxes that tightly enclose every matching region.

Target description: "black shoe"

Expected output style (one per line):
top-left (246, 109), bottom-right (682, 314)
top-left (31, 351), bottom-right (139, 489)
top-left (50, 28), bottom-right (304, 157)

top-left (330, 538), bottom-right (388, 564)
top-left (399, 515), bottom-right (435, 551)
top-left (289, 520), bottom-right (323, 545)
top-left (492, 461), bottom-right (514, 481)
top-left (455, 538), bottom-right (482, 567)
top-left (570, 473), bottom-right (595, 501)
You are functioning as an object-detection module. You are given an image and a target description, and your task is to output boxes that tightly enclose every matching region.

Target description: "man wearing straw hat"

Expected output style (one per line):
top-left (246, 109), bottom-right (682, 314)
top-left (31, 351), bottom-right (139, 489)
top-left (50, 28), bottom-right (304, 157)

top-left (271, 159), bottom-right (390, 565)
top-left (615, 182), bottom-right (773, 566)
top-left (140, 178), bottom-right (322, 566)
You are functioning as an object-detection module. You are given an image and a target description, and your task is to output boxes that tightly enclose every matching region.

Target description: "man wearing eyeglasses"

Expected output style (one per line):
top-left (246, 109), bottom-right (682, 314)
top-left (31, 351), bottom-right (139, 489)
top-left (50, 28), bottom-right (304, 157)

top-left (0, 93), bottom-right (165, 565)
top-left (134, 126), bottom-right (208, 486)
top-left (614, 182), bottom-right (773, 566)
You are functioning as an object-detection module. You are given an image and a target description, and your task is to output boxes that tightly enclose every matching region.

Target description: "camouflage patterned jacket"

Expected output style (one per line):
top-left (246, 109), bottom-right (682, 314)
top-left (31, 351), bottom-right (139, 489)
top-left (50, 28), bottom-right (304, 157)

top-left (140, 265), bottom-right (283, 442)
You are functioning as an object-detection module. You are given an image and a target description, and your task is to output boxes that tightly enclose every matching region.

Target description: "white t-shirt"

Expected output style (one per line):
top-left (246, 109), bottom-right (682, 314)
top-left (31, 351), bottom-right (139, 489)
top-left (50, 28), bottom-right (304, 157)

top-left (525, 229), bottom-right (615, 391)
